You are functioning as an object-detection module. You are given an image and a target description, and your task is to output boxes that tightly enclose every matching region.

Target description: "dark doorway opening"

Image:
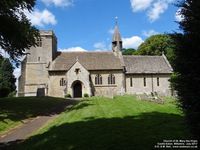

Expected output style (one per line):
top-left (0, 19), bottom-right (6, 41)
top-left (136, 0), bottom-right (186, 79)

top-left (37, 88), bottom-right (45, 97)
top-left (73, 82), bottom-right (82, 98)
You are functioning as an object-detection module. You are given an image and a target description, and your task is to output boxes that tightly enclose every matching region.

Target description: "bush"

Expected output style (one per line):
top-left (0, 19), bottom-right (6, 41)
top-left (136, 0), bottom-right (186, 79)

top-left (8, 91), bottom-right (17, 97)
top-left (84, 93), bottom-right (89, 97)
top-left (0, 87), bottom-right (11, 98)
top-left (65, 93), bottom-right (71, 98)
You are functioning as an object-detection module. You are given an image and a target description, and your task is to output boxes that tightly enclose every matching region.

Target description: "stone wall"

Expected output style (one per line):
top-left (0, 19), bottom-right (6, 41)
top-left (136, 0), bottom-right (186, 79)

top-left (90, 70), bottom-right (124, 98)
top-left (66, 61), bottom-right (91, 98)
top-left (24, 63), bottom-right (48, 96)
top-left (125, 74), bottom-right (171, 97)
top-left (48, 71), bottom-right (66, 97)
top-left (18, 58), bottom-right (27, 96)
top-left (47, 69), bottom-right (125, 98)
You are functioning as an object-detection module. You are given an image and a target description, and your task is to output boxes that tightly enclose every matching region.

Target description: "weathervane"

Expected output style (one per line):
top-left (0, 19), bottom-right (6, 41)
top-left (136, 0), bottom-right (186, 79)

top-left (115, 16), bottom-right (118, 25)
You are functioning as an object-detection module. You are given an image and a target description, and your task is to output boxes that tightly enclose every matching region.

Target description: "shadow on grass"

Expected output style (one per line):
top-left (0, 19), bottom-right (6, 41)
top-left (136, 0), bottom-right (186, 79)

top-left (67, 100), bottom-right (94, 111)
top-left (0, 97), bottom-right (73, 124)
top-left (15, 112), bottom-right (190, 150)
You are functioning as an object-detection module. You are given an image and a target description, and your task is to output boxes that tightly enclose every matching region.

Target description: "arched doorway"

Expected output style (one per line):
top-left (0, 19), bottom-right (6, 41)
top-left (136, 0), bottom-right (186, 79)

top-left (73, 82), bottom-right (82, 98)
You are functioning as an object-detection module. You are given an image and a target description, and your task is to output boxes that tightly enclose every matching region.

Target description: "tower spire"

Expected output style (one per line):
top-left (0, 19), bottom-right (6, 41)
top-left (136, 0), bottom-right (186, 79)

top-left (112, 18), bottom-right (122, 53)
top-left (112, 25), bottom-right (122, 43)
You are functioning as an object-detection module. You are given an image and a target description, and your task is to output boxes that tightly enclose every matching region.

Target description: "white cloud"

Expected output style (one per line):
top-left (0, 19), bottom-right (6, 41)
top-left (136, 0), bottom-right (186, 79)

top-left (108, 28), bottom-right (115, 35)
top-left (58, 47), bottom-right (87, 52)
top-left (122, 36), bottom-right (144, 49)
top-left (24, 9), bottom-right (57, 27)
top-left (147, 0), bottom-right (173, 22)
top-left (175, 8), bottom-right (184, 22)
top-left (93, 42), bottom-right (106, 50)
top-left (130, 0), bottom-right (153, 12)
top-left (130, 0), bottom-right (173, 22)
top-left (142, 29), bottom-right (159, 37)
top-left (41, 0), bottom-right (73, 7)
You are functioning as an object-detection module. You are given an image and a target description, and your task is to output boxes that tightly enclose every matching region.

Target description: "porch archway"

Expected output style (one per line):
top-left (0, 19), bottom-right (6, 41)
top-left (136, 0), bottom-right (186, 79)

top-left (73, 81), bottom-right (82, 98)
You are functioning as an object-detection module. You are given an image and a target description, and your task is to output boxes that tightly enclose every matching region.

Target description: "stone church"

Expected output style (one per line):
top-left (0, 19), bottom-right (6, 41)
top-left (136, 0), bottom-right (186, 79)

top-left (18, 26), bottom-right (173, 98)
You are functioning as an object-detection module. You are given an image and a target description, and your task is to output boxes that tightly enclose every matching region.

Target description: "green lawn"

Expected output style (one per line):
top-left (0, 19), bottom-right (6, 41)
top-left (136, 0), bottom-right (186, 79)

top-left (16, 95), bottom-right (191, 150)
top-left (0, 97), bottom-right (66, 135)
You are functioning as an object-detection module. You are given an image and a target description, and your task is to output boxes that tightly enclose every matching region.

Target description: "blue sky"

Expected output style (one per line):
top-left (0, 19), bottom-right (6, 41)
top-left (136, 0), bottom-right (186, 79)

top-left (24, 0), bottom-right (182, 51)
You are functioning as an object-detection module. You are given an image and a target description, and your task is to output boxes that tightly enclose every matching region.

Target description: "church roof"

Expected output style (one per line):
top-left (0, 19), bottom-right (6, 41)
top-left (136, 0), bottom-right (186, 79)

top-left (123, 55), bottom-right (173, 74)
top-left (49, 51), bottom-right (123, 71)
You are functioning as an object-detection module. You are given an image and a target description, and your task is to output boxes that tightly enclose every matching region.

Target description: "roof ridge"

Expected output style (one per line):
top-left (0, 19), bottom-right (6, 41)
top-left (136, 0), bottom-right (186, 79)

top-left (58, 51), bottom-right (113, 53)
top-left (123, 55), bottom-right (162, 57)
top-left (50, 51), bottom-right (123, 71)
top-left (123, 55), bottom-right (173, 74)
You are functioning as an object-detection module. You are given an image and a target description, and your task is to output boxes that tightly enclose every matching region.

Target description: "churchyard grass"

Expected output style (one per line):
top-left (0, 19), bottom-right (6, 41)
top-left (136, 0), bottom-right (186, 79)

top-left (0, 97), bottom-right (66, 135)
top-left (16, 95), bottom-right (191, 150)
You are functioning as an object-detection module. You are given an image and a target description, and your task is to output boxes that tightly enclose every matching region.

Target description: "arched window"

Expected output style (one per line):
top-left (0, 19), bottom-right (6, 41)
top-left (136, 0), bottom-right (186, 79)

top-left (60, 78), bottom-right (66, 86)
top-left (95, 74), bottom-right (102, 85)
top-left (108, 74), bottom-right (115, 84)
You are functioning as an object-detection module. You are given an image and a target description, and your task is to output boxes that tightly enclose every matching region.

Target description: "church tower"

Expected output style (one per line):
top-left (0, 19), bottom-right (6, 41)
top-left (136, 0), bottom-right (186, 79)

top-left (112, 25), bottom-right (123, 56)
top-left (18, 30), bottom-right (57, 97)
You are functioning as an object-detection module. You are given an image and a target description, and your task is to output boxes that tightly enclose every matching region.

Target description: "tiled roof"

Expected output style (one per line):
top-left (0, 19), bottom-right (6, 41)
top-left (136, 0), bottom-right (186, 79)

top-left (123, 55), bottom-right (173, 74)
top-left (49, 51), bottom-right (123, 71)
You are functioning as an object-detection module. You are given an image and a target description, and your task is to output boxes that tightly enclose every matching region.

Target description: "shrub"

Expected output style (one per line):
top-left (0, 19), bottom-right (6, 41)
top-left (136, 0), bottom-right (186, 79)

top-left (0, 87), bottom-right (11, 98)
top-left (8, 91), bottom-right (17, 97)
top-left (65, 93), bottom-right (71, 98)
top-left (151, 92), bottom-right (154, 97)
top-left (84, 93), bottom-right (89, 97)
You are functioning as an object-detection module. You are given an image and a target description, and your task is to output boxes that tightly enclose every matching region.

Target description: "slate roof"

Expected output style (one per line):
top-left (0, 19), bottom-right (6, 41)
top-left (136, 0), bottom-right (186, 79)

top-left (123, 55), bottom-right (173, 74)
top-left (49, 51), bottom-right (123, 71)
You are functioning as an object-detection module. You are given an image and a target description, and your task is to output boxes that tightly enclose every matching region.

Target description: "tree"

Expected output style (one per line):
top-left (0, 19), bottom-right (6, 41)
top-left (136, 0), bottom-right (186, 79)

top-left (0, 0), bottom-right (40, 62)
top-left (122, 48), bottom-right (136, 55)
top-left (136, 34), bottom-right (175, 66)
top-left (171, 0), bottom-right (200, 139)
top-left (0, 55), bottom-right (3, 64)
top-left (0, 58), bottom-right (16, 96)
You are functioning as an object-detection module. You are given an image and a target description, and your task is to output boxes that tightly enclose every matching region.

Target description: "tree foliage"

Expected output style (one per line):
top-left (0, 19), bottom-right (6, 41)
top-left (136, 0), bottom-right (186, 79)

top-left (136, 34), bottom-right (175, 65)
top-left (0, 58), bottom-right (16, 95)
top-left (0, 87), bottom-right (11, 98)
top-left (0, 55), bottom-right (3, 64)
top-left (122, 48), bottom-right (136, 55)
top-left (0, 0), bottom-right (40, 62)
top-left (171, 0), bottom-right (200, 139)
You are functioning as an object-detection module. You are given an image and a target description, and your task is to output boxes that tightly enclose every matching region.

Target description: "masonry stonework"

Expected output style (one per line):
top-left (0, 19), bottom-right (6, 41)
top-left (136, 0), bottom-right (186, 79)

top-left (125, 74), bottom-right (171, 97)
top-left (66, 61), bottom-right (91, 97)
